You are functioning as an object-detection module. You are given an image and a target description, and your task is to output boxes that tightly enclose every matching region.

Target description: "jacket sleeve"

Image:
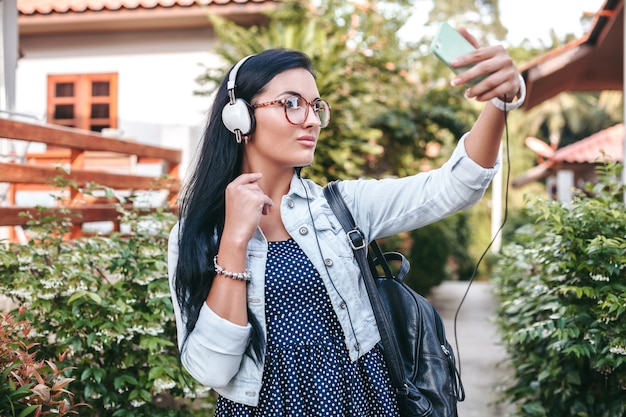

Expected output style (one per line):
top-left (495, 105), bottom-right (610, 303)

top-left (167, 222), bottom-right (252, 388)
top-left (340, 134), bottom-right (500, 241)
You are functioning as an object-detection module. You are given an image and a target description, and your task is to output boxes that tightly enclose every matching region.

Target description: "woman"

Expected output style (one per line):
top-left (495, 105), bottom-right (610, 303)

top-left (169, 30), bottom-right (522, 416)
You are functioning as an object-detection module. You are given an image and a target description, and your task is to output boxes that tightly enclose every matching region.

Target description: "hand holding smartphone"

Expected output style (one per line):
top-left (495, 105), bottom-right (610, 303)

top-left (430, 22), bottom-right (486, 86)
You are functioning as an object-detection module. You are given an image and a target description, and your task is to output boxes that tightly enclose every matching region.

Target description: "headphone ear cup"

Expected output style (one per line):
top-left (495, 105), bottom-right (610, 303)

top-left (221, 98), bottom-right (255, 136)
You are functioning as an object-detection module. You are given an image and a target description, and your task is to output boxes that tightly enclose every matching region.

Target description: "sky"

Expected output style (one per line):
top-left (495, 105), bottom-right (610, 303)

top-left (401, 0), bottom-right (607, 46)
top-left (500, 0), bottom-right (606, 45)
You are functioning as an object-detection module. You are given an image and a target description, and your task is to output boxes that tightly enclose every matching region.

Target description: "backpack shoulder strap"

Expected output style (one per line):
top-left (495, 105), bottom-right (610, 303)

top-left (323, 181), bottom-right (407, 392)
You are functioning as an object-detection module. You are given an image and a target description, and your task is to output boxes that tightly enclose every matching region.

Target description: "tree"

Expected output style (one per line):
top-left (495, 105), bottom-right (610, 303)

top-left (524, 91), bottom-right (623, 151)
top-left (427, 0), bottom-right (507, 43)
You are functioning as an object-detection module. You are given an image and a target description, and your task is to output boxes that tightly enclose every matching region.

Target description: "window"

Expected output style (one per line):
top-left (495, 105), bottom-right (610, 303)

top-left (47, 73), bottom-right (118, 132)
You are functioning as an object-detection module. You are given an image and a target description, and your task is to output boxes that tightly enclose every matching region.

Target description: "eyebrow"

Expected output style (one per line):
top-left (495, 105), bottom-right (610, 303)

top-left (276, 91), bottom-right (321, 101)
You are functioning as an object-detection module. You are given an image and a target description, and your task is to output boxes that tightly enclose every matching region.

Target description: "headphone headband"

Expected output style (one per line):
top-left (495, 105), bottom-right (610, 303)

top-left (226, 54), bottom-right (256, 102)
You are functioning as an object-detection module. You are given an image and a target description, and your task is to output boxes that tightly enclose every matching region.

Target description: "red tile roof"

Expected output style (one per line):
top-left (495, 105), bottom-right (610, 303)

top-left (18, 0), bottom-right (266, 15)
top-left (553, 123), bottom-right (623, 163)
top-left (513, 124), bottom-right (624, 187)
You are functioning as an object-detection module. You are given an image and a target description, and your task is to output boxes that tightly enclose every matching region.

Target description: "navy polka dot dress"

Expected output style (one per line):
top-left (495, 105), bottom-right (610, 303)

top-left (215, 239), bottom-right (399, 416)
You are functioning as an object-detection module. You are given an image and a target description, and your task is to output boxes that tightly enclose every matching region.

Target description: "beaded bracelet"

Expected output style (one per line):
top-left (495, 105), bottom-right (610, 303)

top-left (213, 256), bottom-right (251, 282)
top-left (491, 74), bottom-right (526, 111)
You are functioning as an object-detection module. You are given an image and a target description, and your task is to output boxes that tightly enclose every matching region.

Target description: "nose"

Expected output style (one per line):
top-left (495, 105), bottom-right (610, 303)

top-left (303, 103), bottom-right (322, 127)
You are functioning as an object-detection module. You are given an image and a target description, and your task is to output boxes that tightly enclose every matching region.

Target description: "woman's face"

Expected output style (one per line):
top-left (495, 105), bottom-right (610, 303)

top-left (244, 68), bottom-right (323, 172)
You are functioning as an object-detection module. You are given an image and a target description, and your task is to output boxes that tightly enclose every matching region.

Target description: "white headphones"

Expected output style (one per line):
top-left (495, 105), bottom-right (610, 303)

top-left (221, 54), bottom-right (256, 143)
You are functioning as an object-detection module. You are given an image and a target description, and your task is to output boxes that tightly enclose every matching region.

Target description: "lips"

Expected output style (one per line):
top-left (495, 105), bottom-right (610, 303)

top-left (297, 136), bottom-right (317, 147)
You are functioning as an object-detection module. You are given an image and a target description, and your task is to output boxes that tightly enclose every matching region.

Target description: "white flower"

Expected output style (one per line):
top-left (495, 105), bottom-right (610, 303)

top-left (149, 291), bottom-right (170, 299)
top-left (41, 278), bottom-right (63, 289)
top-left (33, 248), bottom-right (50, 256)
top-left (60, 283), bottom-right (88, 297)
top-left (37, 292), bottom-right (56, 300)
top-left (153, 378), bottom-right (176, 393)
top-left (590, 274), bottom-right (610, 282)
top-left (139, 247), bottom-right (161, 258)
top-left (609, 346), bottom-right (626, 355)
top-left (130, 400), bottom-right (146, 408)
top-left (127, 325), bottom-right (163, 336)
top-left (9, 288), bottom-right (32, 299)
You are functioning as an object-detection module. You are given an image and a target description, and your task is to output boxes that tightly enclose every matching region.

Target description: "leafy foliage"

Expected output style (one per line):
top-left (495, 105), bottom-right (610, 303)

top-left (492, 163), bottom-right (626, 416)
top-left (0, 307), bottom-right (85, 416)
top-left (0, 187), bottom-right (211, 416)
top-left (524, 91), bottom-right (623, 150)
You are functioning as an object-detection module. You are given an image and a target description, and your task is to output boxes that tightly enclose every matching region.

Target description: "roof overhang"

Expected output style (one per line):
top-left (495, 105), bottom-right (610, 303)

top-left (520, 0), bottom-right (623, 110)
top-left (18, 1), bottom-right (277, 35)
top-left (513, 124), bottom-right (624, 187)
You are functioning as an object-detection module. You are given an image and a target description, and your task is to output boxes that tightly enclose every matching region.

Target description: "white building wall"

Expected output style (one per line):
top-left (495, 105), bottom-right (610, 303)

top-left (15, 27), bottom-right (221, 178)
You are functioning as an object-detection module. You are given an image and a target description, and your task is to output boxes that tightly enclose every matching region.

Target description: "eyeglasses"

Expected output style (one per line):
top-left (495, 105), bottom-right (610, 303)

top-left (253, 95), bottom-right (331, 128)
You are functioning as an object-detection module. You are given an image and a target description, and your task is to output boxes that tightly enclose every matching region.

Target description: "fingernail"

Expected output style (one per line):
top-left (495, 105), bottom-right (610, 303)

top-left (450, 58), bottom-right (460, 66)
top-left (464, 89), bottom-right (473, 99)
top-left (451, 78), bottom-right (460, 87)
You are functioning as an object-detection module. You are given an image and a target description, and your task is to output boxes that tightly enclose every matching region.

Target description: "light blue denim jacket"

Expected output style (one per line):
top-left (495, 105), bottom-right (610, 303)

top-left (167, 135), bottom-right (499, 406)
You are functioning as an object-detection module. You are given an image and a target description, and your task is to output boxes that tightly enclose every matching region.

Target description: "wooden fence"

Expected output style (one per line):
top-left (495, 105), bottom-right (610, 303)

top-left (0, 117), bottom-right (181, 241)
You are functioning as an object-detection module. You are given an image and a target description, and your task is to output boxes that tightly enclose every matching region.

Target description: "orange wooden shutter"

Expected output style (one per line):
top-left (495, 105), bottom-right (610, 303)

top-left (47, 73), bottom-right (118, 132)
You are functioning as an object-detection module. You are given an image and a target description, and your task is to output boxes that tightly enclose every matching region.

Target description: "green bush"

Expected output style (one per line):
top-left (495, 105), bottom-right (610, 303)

top-left (0, 189), bottom-right (213, 416)
top-left (492, 163), bottom-right (626, 417)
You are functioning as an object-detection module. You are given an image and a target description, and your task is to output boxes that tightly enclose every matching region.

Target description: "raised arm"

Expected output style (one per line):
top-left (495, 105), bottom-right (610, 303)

top-left (448, 27), bottom-right (523, 168)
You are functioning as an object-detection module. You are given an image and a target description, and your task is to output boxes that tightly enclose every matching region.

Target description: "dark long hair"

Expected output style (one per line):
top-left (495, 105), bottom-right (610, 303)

top-left (175, 49), bottom-right (314, 363)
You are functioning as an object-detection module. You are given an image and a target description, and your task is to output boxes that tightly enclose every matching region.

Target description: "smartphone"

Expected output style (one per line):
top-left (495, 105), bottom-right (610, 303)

top-left (430, 22), bottom-right (485, 86)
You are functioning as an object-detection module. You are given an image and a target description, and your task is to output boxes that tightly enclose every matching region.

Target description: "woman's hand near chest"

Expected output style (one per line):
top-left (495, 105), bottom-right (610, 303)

top-left (207, 173), bottom-right (274, 325)
top-left (223, 173), bottom-right (275, 244)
